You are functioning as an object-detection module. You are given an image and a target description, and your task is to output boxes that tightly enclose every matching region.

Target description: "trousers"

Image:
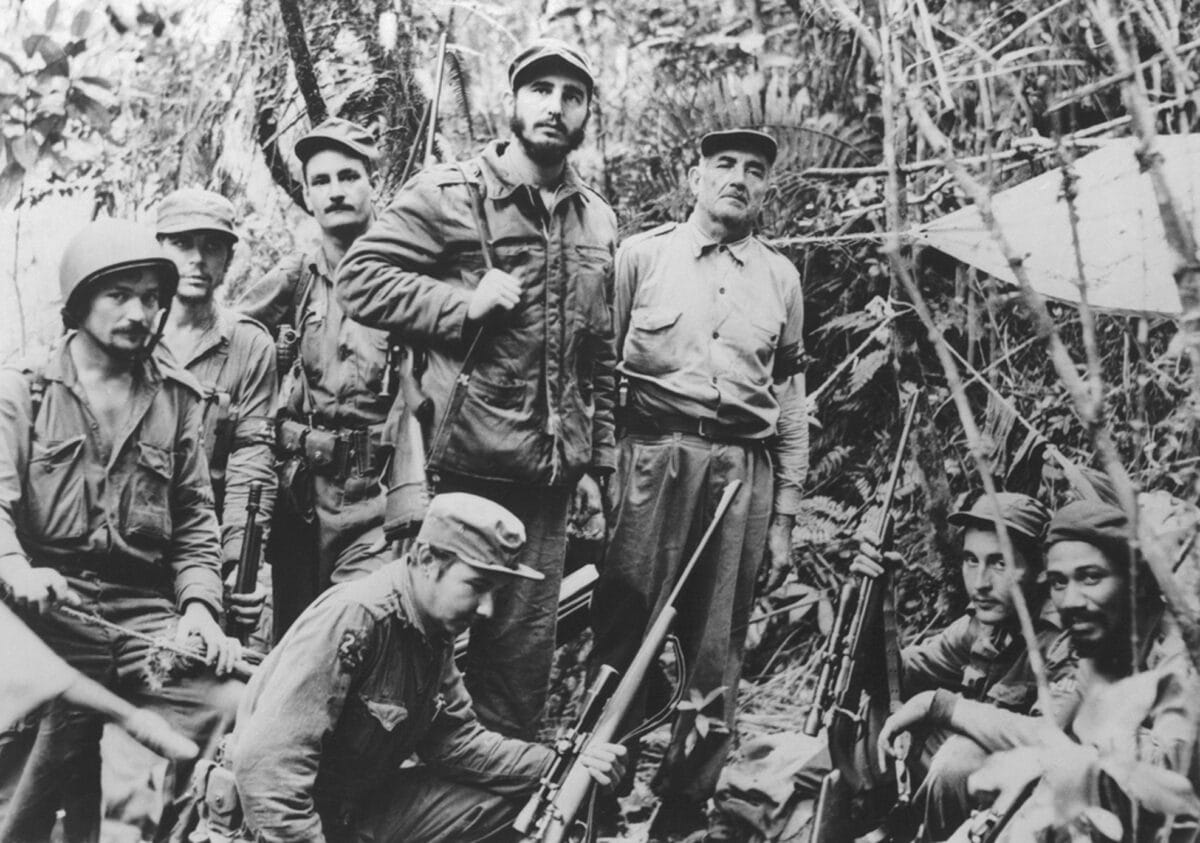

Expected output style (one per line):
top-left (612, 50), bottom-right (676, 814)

top-left (590, 431), bottom-right (774, 800)
top-left (0, 574), bottom-right (242, 843)
top-left (434, 474), bottom-right (572, 740)
top-left (271, 469), bottom-right (388, 642)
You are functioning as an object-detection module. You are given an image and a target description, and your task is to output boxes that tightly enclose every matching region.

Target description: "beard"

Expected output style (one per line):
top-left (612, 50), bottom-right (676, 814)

top-left (510, 112), bottom-right (586, 166)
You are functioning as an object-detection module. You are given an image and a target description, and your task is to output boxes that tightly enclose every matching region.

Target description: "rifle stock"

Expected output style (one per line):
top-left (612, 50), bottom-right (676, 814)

top-left (519, 480), bottom-right (743, 842)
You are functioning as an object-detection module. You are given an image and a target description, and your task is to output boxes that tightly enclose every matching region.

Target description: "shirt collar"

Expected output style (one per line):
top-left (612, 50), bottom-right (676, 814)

top-left (684, 217), bottom-right (755, 264)
top-left (393, 558), bottom-right (443, 645)
top-left (46, 332), bottom-right (161, 389)
top-left (176, 307), bottom-right (235, 367)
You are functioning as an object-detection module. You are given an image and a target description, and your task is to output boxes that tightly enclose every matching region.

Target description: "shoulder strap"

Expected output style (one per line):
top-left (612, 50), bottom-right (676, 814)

top-left (457, 163), bottom-right (495, 271)
top-left (26, 367), bottom-right (47, 441)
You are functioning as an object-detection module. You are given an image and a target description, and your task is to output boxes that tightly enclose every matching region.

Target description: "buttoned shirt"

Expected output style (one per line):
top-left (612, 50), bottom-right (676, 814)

top-left (0, 335), bottom-right (223, 614)
top-left (239, 244), bottom-right (392, 432)
top-left (233, 561), bottom-right (552, 842)
top-left (614, 218), bottom-right (808, 514)
top-left (160, 306), bottom-right (277, 564)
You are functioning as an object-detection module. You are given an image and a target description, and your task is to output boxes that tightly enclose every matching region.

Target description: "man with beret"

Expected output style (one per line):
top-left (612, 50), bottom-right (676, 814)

top-left (0, 219), bottom-right (243, 841)
top-left (231, 493), bottom-right (626, 843)
top-left (336, 39), bottom-right (617, 741)
top-left (879, 499), bottom-right (1200, 841)
top-left (582, 127), bottom-right (807, 835)
top-left (238, 118), bottom-right (401, 640)
top-left (156, 188), bottom-right (276, 644)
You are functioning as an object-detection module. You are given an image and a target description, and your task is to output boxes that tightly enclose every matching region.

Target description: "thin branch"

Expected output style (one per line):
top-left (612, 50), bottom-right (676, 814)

top-left (278, 0), bottom-right (326, 123)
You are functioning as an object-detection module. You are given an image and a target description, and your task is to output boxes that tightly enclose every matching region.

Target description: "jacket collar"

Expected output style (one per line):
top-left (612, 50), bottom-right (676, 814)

top-left (478, 140), bottom-right (586, 207)
top-left (45, 332), bottom-right (162, 390)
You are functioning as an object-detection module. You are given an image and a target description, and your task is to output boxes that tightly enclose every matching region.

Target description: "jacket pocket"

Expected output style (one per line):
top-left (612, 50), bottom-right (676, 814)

top-left (625, 306), bottom-right (684, 376)
top-left (569, 244), bottom-right (614, 335)
top-left (429, 373), bottom-right (546, 483)
top-left (124, 443), bottom-right (173, 543)
top-left (25, 436), bottom-right (89, 540)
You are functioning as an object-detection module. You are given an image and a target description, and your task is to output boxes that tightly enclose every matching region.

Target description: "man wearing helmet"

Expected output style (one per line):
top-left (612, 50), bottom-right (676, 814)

top-left (0, 219), bottom-right (243, 841)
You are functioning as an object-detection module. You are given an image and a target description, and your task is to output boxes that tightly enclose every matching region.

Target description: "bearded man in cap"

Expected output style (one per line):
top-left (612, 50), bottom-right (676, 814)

top-left (879, 500), bottom-right (1200, 841)
top-left (231, 493), bottom-right (626, 843)
top-left (156, 188), bottom-right (276, 645)
top-left (238, 118), bottom-right (402, 640)
top-left (0, 219), bottom-right (243, 841)
top-left (336, 38), bottom-right (617, 741)
top-left (580, 128), bottom-right (807, 833)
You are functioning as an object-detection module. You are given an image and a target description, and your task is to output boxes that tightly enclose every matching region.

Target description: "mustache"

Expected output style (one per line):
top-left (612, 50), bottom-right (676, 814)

top-left (324, 202), bottom-right (354, 213)
top-left (535, 118), bottom-right (567, 132)
top-left (1060, 607), bottom-right (1108, 628)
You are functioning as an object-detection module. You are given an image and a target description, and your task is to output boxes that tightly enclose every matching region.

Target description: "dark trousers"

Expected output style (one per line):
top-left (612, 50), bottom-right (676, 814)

top-left (434, 475), bottom-right (572, 740)
top-left (589, 432), bottom-right (774, 800)
top-left (0, 574), bottom-right (242, 843)
top-left (271, 470), bottom-right (388, 642)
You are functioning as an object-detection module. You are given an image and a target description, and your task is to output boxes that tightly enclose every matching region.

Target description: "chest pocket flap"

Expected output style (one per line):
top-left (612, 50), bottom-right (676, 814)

top-left (362, 696), bottom-right (409, 731)
top-left (631, 306), bottom-right (681, 332)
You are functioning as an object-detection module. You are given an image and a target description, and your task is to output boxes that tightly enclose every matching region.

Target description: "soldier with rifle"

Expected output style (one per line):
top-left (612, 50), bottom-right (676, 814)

top-left (0, 219), bottom-right (243, 841)
top-left (336, 38), bottom-right (617, 742)
top-left (711, 489), bottom-right (1070, 842)
top-left (879, 500), bottom-right (1200, 842)
top-left (584, 126), bottom-right (808, 839)
top-left (155, 188), bottom-right (275, 646)
top-left (228, 493), bottom-right (627, 843)
top-left (237, 118), bottom-right (409, 640)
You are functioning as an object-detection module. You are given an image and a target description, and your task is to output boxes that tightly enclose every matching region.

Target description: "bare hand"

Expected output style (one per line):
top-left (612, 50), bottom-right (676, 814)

top-left (226, 585), bottom-right (268, 632)
top-left (467, 269), bottom-right (521, 320)
top-left (849, 535), bottom-right (903, 580)
top-left (177, 602), bottom-right (241, 676)
top-left (579, 741), bottom-right (628, 791)
top-left (765, 514), bottom-right (795, 588)
top-left (569, 473), bottom-right (605, 541)
top-left (878, 691), bottom-right (934, 770)
top-left (0, 558), bottom-right (81, 615)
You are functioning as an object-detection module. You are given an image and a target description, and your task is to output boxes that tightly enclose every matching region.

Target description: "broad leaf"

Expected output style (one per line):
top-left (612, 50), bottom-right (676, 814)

top-left (0, 162), bottom-right (25, 209)
top-left (22, 35), bottom-right (68, 77)
top-left (70, 9), bottom-right (91, 38)
top-left (10, 133), bottom-right (39, 171)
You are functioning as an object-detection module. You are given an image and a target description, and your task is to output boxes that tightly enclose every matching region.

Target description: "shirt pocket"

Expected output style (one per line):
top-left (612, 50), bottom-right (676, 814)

top-left (123, 443), bottom-right (174, 544)
top-left (25, 435), bottom-right (89, 540)
top-left (726, 318), bottom-right (780, 386)
top-left (340, 692), bottom-right (413, 762)
top-left (625, 306), bottom-right (683, 376)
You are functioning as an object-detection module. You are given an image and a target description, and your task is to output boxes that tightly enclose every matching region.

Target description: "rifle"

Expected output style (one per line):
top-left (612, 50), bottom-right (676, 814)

top-left (515, 480), bottom-right (744, 843)
top-left (232, 482), bottom-right (264, 644)
top-left (809, 392), bottom-right (920, 841)
top-left (946, 776), bottom-right (1038, 843)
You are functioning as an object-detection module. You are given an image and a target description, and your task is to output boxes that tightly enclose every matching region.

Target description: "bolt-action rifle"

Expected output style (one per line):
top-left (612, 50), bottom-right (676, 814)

top-left (231, 482), bottom-right (264, 644)
top-left (514, 480), bottom-right (743, 843)
top-left (809, 392), bottom-right (919, 842)
top-left (946, 776), bottom-right (1038, 843)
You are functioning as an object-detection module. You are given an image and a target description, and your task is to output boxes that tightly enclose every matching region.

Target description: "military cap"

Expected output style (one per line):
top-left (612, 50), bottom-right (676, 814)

top-left (155, 188), bottom-right (238, 243)
top-left (508, 38), bottom-right (595, 95)
top-left (295, 117), bottom-right (379, 165)
top-left (1046, 500), bottom-right (1133, 569)
top-left (700, 128), bottom-right (779, 166)
top-left (948, 491), bottom-right (1050, 543)
top-left (417, 493), bottom-right (542, 581)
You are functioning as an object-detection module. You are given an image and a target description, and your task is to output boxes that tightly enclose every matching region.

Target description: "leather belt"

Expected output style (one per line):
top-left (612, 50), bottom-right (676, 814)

top-left (622, 411), bottom-right (760, 445)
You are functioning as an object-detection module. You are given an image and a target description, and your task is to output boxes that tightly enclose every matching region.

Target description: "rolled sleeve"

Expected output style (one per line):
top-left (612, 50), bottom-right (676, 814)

top-left (233, 600), bottom-right (369, 843)
top-left (337, 176), bottom-right (472, 350)
top-left (771, 279), bottom-right (808, 515)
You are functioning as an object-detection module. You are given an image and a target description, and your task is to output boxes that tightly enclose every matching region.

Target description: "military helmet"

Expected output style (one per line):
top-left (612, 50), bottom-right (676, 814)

top-left (59, 218), bottom-right (179, 327)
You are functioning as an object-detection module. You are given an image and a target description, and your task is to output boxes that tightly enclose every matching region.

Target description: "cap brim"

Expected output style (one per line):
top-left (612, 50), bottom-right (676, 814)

top-left (295, 136), bottom-right (378, 164)
top-left (947, 511), bottom-right (1038, 542)
top-left (700, 130), bottom-right (778, 165)
top-left (156, 223), bottom-right (238, 242)
top-left (465, 559), bottom-right (545, 581)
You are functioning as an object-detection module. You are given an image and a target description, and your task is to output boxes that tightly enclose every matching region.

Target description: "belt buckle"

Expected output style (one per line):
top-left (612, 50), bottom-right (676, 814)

top-left (695, 417), bottom-right (714, 439)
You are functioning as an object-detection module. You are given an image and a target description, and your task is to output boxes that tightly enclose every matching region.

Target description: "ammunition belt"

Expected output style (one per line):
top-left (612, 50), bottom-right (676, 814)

top-left (276, 418), bottom-right (388, 480)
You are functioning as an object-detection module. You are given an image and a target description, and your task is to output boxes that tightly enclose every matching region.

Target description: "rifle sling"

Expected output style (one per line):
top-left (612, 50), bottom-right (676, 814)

top-left (425, 165), bottom-right (494, 471)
